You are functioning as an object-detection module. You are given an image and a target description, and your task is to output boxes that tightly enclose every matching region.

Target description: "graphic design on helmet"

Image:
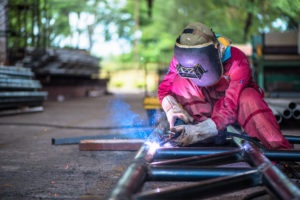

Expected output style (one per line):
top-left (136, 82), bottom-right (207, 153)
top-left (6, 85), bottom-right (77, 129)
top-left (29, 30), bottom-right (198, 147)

top-left (176, 63), bottom-right (207, 79)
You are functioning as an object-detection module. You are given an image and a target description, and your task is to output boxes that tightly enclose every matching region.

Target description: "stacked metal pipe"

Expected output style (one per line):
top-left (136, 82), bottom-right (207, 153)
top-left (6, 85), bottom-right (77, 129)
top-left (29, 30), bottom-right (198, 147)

top-left (265, 98), bottom-right (300, 124)
top-left (0, 66), bottom-right (48, 115)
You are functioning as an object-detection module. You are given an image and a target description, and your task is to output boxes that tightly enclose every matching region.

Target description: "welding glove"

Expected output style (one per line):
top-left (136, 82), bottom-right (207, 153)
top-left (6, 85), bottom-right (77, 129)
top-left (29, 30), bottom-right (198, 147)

top-left (170, 118), bottom-right (218, 146)
top-left (161, 95), bottom-right (194, 129)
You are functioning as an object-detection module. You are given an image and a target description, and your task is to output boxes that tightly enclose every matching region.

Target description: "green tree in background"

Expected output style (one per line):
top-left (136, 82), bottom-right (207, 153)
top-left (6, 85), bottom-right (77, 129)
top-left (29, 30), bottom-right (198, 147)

top-left (134, 0), bottom-right (300, 63)
top-left (8, 0), bottom-right (300, 64)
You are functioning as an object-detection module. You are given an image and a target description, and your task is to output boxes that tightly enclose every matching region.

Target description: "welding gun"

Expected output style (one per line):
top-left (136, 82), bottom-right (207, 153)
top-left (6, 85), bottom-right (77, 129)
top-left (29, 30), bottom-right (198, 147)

top-left (159, 118), bottom-right (186, 146)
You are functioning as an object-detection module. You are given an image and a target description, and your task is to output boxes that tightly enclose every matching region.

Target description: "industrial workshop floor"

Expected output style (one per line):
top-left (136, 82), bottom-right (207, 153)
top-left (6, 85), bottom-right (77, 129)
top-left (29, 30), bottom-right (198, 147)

top-left (0, 92), bottom-right (149, 200)
top-left (0, 92), bottom-right (299, 200)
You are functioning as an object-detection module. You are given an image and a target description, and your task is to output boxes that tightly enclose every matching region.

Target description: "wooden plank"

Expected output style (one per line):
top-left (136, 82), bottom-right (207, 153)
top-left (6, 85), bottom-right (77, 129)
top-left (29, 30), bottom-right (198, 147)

top-left (79, 139), bottom-right (144, 151)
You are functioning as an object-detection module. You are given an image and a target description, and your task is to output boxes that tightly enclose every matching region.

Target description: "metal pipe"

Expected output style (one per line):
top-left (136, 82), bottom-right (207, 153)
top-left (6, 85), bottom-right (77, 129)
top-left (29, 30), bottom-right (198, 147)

top-left (228, 126), bottom-right (300, 200)
top-left (269, 104), bottom-right (283, 124)
top-left (268, 104), bottom-right (292, 119)
top-left (289, 102), bottom-right (297, 110)
top-left (284, 135), bottom-right (300, 144)
top-left (108, 144), bottom-right (154, 200)
top-left (289, 102), bottom-right (300, 119)
top-left (147, 166), bottom-right (254, 181)
top-left (154, 146), bottom-right (300, 161)
top-left (292, 108), bottom-right (300, 119)
top-left (263, 150), bottom-right (300, 161)
top-left (245, 142), bottom-right (300, 200)
top-left (134, 170), bottom-right (261, 200)
top-left (150, 148), bottom-right (242, 166)
top-left (52, 131), bottom-right (150, 145)
top-left (264, 98), bottom-right (295, 105)
top-left (108, 124), bottom-right (300, 199)
top-left (154, 147), bottom-right (238, 159)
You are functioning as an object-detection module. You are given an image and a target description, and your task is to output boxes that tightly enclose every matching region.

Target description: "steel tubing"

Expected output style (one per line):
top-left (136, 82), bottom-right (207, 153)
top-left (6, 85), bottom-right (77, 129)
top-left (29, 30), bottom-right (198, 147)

top-left (269, 105), bottom-right (283, 124)
top-left (229, 126), bottom-right (300, 200)
top-left (154, 147), bottom-right (239, 159)
top-left (288, 102), bottom-right (296, 110)
top-left (245, 142), bottom-right (300, 200)
top-left (108, 144), bottom-right (153, 200)
top-left (268, 104), bottom-right (292, 119)
top-left (263, 150), bottom-right (300, 161)
top-left (284, 135), bottom-right (300, 144)
top-left (289, 102), bottom-right (300, 119)
top-left (52, 131), bottom-right (150, 145)
top-left (154, 146), bottom-right (300, 162)
top-left (292, 108), bottom-right (300, 119)
top-left (147, 166), bottom-right (253, 181)
top-left (134, 170), bottom-right (261, 200)
top-left (151, 148), bottom-right (242, 166)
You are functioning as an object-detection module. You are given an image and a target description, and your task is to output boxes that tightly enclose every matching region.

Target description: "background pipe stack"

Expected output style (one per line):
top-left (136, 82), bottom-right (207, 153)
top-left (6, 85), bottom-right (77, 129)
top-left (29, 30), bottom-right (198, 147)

top-left (0, 65), bottom-right (48, 115)
top-left (265, 98), bottom-right (300, 125)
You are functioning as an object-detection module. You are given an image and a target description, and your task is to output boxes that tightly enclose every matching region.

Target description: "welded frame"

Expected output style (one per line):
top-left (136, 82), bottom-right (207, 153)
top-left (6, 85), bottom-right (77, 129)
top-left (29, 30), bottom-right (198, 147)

top-left (108, 126), bottom-right (300, 200)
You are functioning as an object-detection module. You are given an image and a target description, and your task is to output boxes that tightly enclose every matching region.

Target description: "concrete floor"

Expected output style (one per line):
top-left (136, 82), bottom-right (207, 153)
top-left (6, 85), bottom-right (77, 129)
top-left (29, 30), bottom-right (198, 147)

top-left (0, 92), bottom-right (149, 200)
top-left (0, 92), bottom-right (299, 200)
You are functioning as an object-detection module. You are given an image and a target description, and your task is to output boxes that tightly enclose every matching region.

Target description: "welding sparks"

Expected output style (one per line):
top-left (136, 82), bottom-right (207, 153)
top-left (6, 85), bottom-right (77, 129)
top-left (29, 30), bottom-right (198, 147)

top-left (145, 141), bottom-right (160, 155)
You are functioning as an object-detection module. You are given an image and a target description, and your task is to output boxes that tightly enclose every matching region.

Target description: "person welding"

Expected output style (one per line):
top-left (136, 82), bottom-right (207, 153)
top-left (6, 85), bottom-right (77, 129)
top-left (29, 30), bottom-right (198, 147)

top-left (157, 22), bottom-right (291, 150)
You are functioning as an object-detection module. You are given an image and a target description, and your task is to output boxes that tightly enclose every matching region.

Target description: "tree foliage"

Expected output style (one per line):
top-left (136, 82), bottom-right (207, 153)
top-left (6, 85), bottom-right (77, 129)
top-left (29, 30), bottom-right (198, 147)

top-left (137, 0), bottom-right (300, 63)
top-left (8, 0), bottom-right (300, 63)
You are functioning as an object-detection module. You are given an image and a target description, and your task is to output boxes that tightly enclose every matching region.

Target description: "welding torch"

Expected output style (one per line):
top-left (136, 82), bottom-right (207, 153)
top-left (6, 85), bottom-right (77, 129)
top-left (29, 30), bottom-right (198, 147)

top-left (159, 118), bottom-right (186, 146)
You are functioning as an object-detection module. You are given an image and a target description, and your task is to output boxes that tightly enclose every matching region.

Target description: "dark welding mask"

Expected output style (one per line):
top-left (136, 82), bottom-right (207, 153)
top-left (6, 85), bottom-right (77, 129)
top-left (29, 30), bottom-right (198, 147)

top-left (174, 22), bottom-right (223, 87)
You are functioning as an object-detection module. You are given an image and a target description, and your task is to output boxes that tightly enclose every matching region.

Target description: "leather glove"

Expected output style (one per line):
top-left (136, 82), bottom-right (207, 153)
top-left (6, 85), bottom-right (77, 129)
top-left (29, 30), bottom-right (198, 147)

top-left (161, 95), bottom-right (194, 128)
top-left (170, 118), bottom-right (218, 146)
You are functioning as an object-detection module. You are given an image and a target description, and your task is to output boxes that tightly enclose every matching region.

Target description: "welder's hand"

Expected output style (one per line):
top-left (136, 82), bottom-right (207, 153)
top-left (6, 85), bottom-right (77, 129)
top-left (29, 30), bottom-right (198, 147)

top-left (170, 118), bottom-right (218, 146)
top-left (161, 95), bottom-right (194, 129)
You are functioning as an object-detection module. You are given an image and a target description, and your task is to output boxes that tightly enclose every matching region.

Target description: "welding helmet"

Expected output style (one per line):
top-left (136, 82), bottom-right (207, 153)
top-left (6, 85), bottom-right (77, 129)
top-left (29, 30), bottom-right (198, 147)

top-left (174, 22), bottom-right (223, 86)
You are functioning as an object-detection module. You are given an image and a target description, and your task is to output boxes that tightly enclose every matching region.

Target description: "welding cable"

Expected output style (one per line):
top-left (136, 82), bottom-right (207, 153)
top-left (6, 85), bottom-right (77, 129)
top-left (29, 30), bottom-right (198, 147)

top-left (225, 131), bottom-right (266, 150)
top-left (0, 122), bottom-right (152, 130)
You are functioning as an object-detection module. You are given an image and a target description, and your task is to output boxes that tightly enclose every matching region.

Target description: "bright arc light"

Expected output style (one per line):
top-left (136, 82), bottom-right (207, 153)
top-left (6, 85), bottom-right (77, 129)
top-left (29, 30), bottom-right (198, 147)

top-left (145, 141), bottom-right (160, 155)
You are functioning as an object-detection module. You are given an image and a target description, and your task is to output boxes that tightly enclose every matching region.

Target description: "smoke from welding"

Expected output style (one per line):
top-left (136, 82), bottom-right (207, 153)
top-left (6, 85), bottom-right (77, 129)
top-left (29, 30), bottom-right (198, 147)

top-left (107, 97), bottom-right (149, 127)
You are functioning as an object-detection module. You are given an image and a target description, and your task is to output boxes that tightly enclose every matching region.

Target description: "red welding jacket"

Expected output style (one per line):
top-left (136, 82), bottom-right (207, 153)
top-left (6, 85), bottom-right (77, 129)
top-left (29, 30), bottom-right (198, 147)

top-left (158, 46), bottom-right (260, 131)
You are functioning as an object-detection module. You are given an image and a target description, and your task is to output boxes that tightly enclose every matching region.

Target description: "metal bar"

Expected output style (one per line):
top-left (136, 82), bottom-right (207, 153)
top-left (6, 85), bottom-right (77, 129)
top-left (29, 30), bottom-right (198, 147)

top-left (264, 150), bottom-right (300, 161)
top-left (284, 135), bottom-right (300, 144)
top-left (0, 91), bottom-right (48, 97)
top-left (108, 124), bottom-right (300, 200)
top-left (228, 126), bottom-right (300, 200)
top-left (52, 131), bottom-right (150, 145)
top-left (0, 66), bottom-right (33, 77)
top-left (147, 166), bottom-right (254, 181)
top-left (134, 170), bottom-right (261, 200)
top-left (154, 146), bottom-right (300, 162)
top-left (150, 148), bottom-right (242, 166)
top-left (154, 147), bottom-right (239, 159)
top-left (108, 144), bottom-right (153, 200)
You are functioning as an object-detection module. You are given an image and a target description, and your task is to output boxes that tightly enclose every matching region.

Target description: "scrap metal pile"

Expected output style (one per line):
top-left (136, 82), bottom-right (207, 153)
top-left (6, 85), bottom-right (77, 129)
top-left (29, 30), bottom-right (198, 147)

top-left (0, 65), bottom-right (48, 115)
top-left (108, 125), bottom-right (300, 200)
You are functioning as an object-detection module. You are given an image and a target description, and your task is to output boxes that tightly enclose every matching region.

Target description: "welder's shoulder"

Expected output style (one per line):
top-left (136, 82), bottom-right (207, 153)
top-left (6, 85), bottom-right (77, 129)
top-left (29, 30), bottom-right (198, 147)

top-left (230, 46), bottom-right (248, 59)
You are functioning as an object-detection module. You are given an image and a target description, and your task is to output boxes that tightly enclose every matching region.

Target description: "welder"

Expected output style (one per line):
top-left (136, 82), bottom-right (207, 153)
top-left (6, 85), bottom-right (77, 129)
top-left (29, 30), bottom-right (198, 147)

top-left (158, 22), bottom-right (291, 150)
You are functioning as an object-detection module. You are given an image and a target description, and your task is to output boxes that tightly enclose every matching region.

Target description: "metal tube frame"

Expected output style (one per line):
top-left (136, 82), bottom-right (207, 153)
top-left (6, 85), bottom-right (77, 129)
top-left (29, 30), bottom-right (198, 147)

top-left (108, 126), bottom-right (300, 200)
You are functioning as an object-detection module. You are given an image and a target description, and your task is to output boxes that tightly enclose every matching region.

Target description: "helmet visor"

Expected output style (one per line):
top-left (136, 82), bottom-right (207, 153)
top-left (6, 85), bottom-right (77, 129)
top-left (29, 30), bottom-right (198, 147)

top-left (174, 42), bottom-right (223, 86)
